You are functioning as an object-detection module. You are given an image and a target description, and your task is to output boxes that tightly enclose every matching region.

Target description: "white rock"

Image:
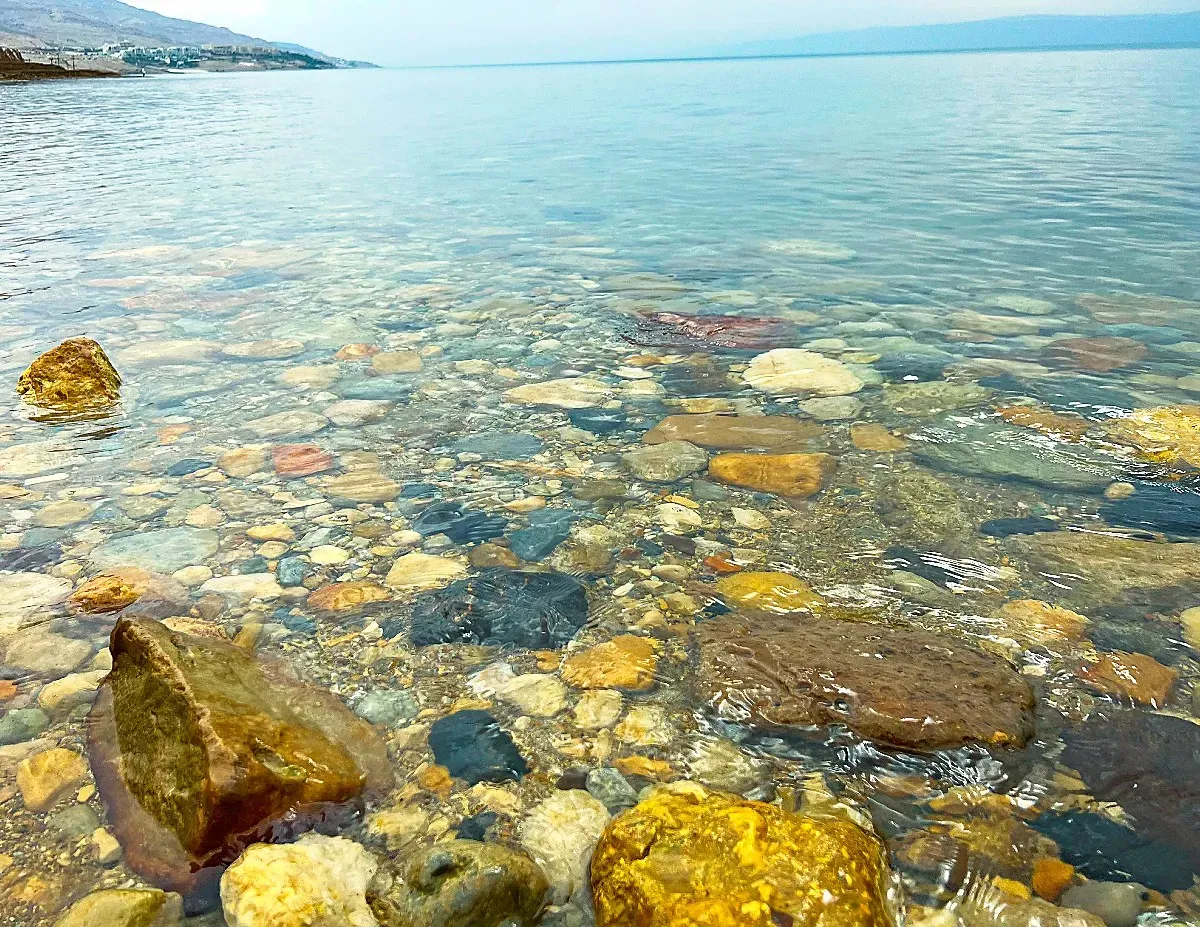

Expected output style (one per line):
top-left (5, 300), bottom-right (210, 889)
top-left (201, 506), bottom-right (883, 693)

top-left (200, 574), bottom-right (283, 601)
top-left (221, 834), bottom-right (378, 927)
top-left (731, 507), bottom-right (771, 531)
top-left (0, 441), bottom-right (80, 477)
top-left (468, 663), bottom-right (567, 717)
top-left (503, 378), bottom-right (613, 409)
top-left (244, 410), bottom-right (329, 439)
top-left (762, 238), bottom-right (856, 262)
top-left (655, 503), bottom-right (702, 532)
top-left (0, 573), bottom-right (72, 635)
top-left (519, 790), bottom-right (611, 904)
top-left (572, 690), bottom-right (623, 730)
top-left (324, 400), bottom-right (392, 427)
top-left (743, 349), bottom-right (864, 397)
top-left (384, 552), bottom-right (466, 591)
top-left (37, 670), bottom-right (107, 712)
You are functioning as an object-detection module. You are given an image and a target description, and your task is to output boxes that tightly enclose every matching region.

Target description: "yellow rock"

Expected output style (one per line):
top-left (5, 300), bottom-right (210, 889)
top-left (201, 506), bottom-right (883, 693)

top-left (17, 748), bottom-right (90, 812)
top-left (385, 552), bottom-right (467, 591)
top-left (217, 447), bottom-right (268, 478)
top-left (16, 338), bottom-right (121, 412)
top-left (590, 782), bottom-right (894, 927)
top-left (1105, 405), bottom-right (1200, 468)
top-left (372, 351), bottom-right (423, 374)
top-left (997, 600), bottom-right (1090, 644)
top-left (1180, 606), bottom-right (1200, 650)
top-left (32, 500), bottom-right (93, 528)
top-left (708, 452), bottom-right (835, 498)
top-left (562, 636), bottom-right (659, 691)
top-left (850, 423), bottom-right (908, 453)
top-left (69, 571), bottom-right (146, 614)
top-left (247, 523), bottom-right (296, 542)
top-left (715, 571), bottom-right (823, 613)
top-left (308, 581), bottom-right (391, 611)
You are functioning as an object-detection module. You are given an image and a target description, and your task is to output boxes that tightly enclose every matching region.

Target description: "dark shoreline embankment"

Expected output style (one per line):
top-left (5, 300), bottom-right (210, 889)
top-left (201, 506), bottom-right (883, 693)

top-left (0, 48), bottom-right (117, 82)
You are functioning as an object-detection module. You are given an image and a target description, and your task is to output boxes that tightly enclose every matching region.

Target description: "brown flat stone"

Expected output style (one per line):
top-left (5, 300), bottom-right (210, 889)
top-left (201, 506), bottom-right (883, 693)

top-left (697, 615), bottom-right (1035, 750)
top-left (643, 414), bottom-right (821, 450)
top-left (1080, 651), bottom-right (1176, 706)
top-left (1046, 336), bottom-right (1147, 373)
top-left (89, 618), bottom-right (391, 901)
top-left (708, 452), bottom-right (835, 498)
top-left (307, 581), bottom-right (390, 611)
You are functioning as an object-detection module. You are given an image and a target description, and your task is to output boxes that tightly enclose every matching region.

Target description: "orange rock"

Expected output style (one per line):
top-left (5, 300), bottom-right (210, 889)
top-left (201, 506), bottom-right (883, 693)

top-left (1032, 857), bottom-right (1075, 901)
top-left (997, 600), bottom-right (1090, 644)
top-left (533, 650), bottom-right (561, 672)
top-left (613, 756), bottom-right (675, 781)
top-left (307, 581), bottom-right (390, 612)
top-left (1080, 651), bottom-right (1177, 706)
top-left (418, 764), bottom-right (453, 797)
top-left (272, 444), bottom-right (334, 478)
top-left (703, 554), bottom-right (742, 574)
top-left (69, 571), bottom-right (148, 614)
top-left (335, 343), bottom-right (380, 361)
top-left (157, 424), bottom-right (191, 445)
top-left (561, 636), bottom-right (659, 691)
top-left (708, 452), bottom-right (835, 498)
top-left (0, 679), bottom-right (17, 702)
top-left (996, 406), bottom-right (1091, 442)
top-left (850, 423), bottom-right (908, 453)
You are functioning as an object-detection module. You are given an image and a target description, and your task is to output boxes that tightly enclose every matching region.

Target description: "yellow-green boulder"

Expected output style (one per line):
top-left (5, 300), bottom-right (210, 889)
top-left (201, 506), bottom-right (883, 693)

top-left (590, 782), bottom-right (895, 927)
top-left (17, 338), bottom-right (121, 412)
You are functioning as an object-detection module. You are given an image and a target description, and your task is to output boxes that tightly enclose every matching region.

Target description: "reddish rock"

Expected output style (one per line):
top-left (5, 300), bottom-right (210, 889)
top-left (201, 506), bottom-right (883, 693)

top-left (1080, 651), bottom-right (1176, 706)
top-left (89, 618), bottom-right (391, 902)
top-left (631, 312), bottom-right (798, 350)
top-left (697, 615), bottom-right (1035, 750)
top-left (272, 444), bottom-right (334, 478)
top-left (1047, 337), bottom-right (1147, 373)
top-left (643, 414), bottom-right (822, 450)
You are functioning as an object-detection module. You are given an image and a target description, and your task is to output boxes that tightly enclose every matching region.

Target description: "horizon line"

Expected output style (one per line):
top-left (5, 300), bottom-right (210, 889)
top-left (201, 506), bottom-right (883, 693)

top-left (380, 39), bottom-right (1200, 72)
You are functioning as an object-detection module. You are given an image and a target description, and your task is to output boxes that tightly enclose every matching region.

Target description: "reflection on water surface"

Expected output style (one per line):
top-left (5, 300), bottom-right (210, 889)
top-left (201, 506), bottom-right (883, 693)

top-left (1, 48), bottom-right (1200, 927)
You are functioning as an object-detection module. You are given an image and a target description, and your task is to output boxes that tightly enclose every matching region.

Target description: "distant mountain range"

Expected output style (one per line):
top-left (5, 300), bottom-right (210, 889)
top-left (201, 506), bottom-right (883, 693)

top-left (716, 11), bottom-right (1200, 59)
top-left (0, 0), bottom-right (373, 65)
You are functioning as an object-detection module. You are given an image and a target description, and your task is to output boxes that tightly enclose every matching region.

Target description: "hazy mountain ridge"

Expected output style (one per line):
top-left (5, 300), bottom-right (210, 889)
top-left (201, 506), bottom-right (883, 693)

top-left (718, 11), bottom-right (1200, 59)
top-left (0, 0), bottom-right (278, 48)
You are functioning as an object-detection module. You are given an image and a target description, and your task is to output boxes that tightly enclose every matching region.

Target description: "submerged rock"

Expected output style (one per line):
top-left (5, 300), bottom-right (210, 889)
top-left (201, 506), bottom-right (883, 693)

top-left (410, 501), bottom-right (507, 544)
top-left (90, 527), bottom-right (219, 574)
top-left (409, 568), bottom-right (588, 648)
top-left (697, 615), bottom-right (1034, 750)
top-left (708, 452), bottom-right (835, 498)
top-left (1099, 482), bottom-right (1200, 538)
top-left (54, 888), bottom-right (183, 927)
top-left (912, 418), bottom-right (1114, 492)
top-left (622, 441), bottom-right (708, 483)
top-left (519, 790), bottom-right (611, 905)
top-left (367, 840), bottom-right (549, 927)
top-left (1104, 405), bottom-right (1200, 469)
top-left (743, 349), bottom-right (864, 397)
top-left (221, 834), bottom-right (378, 927)
top-left (1047, 336), bottom-right (1147, 373)
top-left (16, 337), bottom-right (121, 412)
top-left (1009, 531), bottom-right (1200, 611)
top-left (1058, 711), bottom-right (1200, 889)
top-left (429, 709), bottom-right (529, 785)
top-left (590, 782), bottom-right (894, 927)
top-left (89, 617), bottom-right (391, 898)
top-left (642, 414), bottom-right (821, 450)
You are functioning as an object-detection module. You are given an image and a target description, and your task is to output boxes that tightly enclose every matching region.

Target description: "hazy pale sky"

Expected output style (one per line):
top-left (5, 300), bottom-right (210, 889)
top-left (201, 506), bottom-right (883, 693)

top-left (133, 0), bottom-right (1200, 65)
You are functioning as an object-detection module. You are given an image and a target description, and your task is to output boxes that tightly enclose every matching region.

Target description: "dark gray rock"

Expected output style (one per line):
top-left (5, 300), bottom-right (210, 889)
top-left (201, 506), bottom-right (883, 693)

top-left (429, 710), bottom-right (529, 785)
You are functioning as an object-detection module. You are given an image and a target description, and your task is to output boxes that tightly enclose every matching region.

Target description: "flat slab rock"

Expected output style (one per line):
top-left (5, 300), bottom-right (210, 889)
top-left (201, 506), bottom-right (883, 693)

top-left (697, 615), bottom-right (1035, 751)
top-left (642, 413), bottom-right (822, 450)
top-left (89, 617), bottom-right (392, 900)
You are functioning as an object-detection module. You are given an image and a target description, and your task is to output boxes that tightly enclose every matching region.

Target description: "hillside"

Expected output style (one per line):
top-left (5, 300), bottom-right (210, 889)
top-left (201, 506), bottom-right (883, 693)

top-left (2, 0), bottom-right (282, 50)
top-left (719, 11), bottom-right (1200, 59)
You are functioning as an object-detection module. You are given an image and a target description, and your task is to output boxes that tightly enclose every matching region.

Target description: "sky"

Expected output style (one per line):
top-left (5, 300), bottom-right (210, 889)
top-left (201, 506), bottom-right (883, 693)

top-left (132, 0), bottom-right (1200, 65)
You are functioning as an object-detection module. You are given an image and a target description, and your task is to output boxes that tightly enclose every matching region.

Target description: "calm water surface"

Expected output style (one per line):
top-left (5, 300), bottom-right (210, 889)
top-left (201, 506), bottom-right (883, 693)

top-left (2, 49), bottom-right (1200, 926)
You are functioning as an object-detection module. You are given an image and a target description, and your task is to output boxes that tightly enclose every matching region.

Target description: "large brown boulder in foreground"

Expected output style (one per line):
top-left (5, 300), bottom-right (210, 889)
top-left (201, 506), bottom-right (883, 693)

top-left (16, 337), bottom-right (121, 412)
top-left (89, 617), bottom-right (392, 901)
top-left (697, 615), bottom-right (1034, 751)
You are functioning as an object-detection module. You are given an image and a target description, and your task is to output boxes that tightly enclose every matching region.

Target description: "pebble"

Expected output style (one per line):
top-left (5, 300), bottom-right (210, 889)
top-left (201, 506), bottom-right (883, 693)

top-left (355, 690), bottom-right (419, 727)
top-left (469, 662), bottom-right (568, 717)
top-left (90, 526), bottom-right (219, 573)
top-left (623, 441), bottom-right (708, 483)
top-left (16, 747), bottom-right (90, 812)
top-left (518, 790), bottom-right (611, 904)
top-left (429, 709), bottom-right (529, 784)
top-left (1060, 881), bottom-right (1147, 927)
top-left (0, 708), bottom-right (50, 746)
top-left (573, 690), bottom-right (624, 730)
top-left (199, 574), bottom-right (284, 602)
top-left (384, 551), bottom-right (467, 590)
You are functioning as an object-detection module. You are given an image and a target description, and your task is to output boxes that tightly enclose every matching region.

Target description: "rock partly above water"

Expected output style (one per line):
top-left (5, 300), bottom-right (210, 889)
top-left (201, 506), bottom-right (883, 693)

top-left (590, 782), bottom-right (894, 927)
top-left (409, 568), bottom-right (589, 648)
top-left (698, 615), bottom-right (1035, 750)
top-left (89, 618), bottom-right (391, 898)
top-left (367, 839), bottom-right (549, 927)
top-left (16, 337), bottom-right (122, 412)
top-left (221, 834), bottom-right (378, 927)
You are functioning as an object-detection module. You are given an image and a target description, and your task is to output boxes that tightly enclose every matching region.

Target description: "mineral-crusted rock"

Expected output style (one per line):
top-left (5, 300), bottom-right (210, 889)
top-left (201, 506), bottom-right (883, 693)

top-left (220, 834), bottom-right (378, 927)
top-left (697, 615), bottom-right (1034, 750)
top-left (17, 338), bottom-right (121, 411)
top-left (590, 782), bottom-right (894, 927)
top-left (53, 888), bottom-right (183, 927)
top-left (519, 790), bottom-right (610, 904)
top-left (367, 840), bottom-right (549, 927)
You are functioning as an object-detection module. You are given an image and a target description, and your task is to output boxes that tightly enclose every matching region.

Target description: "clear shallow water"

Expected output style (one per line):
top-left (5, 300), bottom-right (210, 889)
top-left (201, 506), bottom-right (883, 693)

top-left (1, 49), bottom-right (1200, 926)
